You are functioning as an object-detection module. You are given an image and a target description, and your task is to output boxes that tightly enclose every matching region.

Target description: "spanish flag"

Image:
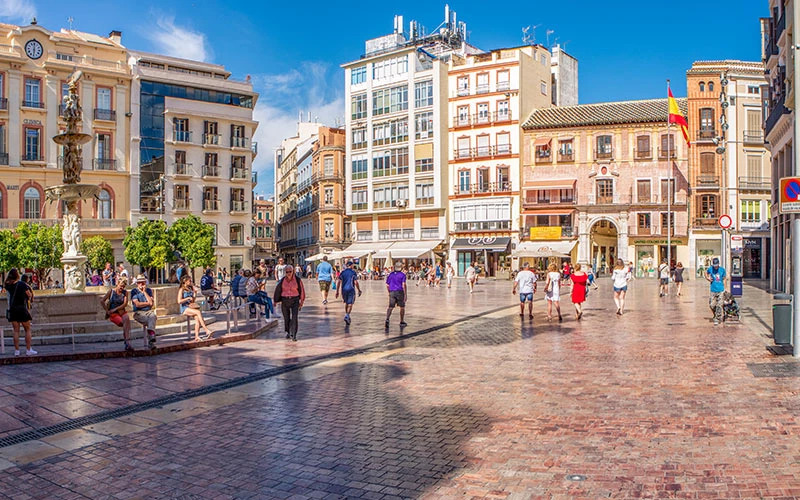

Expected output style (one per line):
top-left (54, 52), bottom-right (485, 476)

top-left (668, 88), bottom-right (690, 147)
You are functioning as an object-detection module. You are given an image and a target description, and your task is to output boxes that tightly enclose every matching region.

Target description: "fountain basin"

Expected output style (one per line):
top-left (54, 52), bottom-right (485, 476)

top-left (53, 133), bottom-right (92, 146)
top-left (45, 184), bottom-right (101, 203)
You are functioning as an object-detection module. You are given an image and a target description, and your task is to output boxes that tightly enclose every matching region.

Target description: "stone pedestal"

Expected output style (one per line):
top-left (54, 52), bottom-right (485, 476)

top-left (61, 254), bottom-right (87, 294)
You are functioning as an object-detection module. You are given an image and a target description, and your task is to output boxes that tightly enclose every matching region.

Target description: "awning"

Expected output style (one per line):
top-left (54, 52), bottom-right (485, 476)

top-left (328, 242), bottom-right (392, 260)
top-left (451, 237), bottom-right (511, 252)
top-left (305, 253), bottom-right (326, 262)
top-left (525, 179), bottom-right (576, 189)
top-left (533, 137), bottom-right (552, 147)
top-left (513, 240), bottom-right (578, 258)
top-left (374, 240), bottom-right (443, 259)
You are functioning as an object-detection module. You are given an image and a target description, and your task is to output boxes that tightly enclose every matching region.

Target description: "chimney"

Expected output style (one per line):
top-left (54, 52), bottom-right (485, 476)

top-left (108, 30), bottom-right (122, 44)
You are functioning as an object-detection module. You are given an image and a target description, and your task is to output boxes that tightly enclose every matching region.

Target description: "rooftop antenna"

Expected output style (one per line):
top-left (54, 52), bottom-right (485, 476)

top-left (522, 24), bottom-right (540, 46)
top-left (546, 29), bottom-right (554, 47)
top-left (67, 16), bottom-right (74, 30)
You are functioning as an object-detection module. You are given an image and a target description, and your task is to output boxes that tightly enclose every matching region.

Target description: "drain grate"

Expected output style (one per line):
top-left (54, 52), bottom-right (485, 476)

top-left (0, 304), bottom-right (515, 449)
top-left (566, 474), bottom-right (587, 481)
top-left (747, 362), bottom-right (800, 378)
top-left (384, 353), bottom-right (431, 362)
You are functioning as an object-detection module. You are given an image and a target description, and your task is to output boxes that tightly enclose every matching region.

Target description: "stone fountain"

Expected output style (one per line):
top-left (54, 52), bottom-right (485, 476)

top-left (46, 71), bottom-right (100, 294)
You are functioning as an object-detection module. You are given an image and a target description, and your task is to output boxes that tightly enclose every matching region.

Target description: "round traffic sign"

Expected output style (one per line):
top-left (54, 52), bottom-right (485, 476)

top-left (784, 180), bottom-right (800, 201)
top-left (718, 214), bottom-right (733, 229)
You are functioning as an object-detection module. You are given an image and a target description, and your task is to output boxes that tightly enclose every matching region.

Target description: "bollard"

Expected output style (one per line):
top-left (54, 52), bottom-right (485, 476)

top-left (0, 327), bottom-right (4, 354)
top-left (71, 323), bottom-right (75, 352)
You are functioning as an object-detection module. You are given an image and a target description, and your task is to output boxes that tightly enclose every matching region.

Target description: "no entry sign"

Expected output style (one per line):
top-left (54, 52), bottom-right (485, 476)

top-left (780, 177), bottom-right (800, 213)
top-left (718, 214), bottom-right (733, 229)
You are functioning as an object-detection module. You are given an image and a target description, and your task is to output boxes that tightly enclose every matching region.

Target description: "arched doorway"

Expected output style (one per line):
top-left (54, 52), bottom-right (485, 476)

top-left (589, 218), bottom-right (618, 275)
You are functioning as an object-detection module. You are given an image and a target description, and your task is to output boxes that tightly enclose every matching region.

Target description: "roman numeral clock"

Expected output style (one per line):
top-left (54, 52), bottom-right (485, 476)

top-left (25, 39), bottom-right (43, 59)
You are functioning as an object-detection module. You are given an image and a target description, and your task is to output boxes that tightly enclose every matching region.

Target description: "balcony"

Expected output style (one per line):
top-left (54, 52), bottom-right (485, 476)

top-left (278, 238), bottom-right (297, 250)
top-left (93, 108), bottom-right (116, 121)
top-left (557, 152), bottom-right (574, 162)
top-left (203, 133), bottom-right (221, 146)
top-left (173, 130), bottom-right (192, 143)
top-left (231, 167), bottom-right (248, 180)
top-left (657, 147), bottom-right (677, 160)
top-left (454, 182), bottom-right (512, 196)
top-left (766, 92), bottom-right (788, 137)
top-left (202, 199), bottom-right (220, 212)
top-left (738, 176), bottom-right (771, 190)
top-left (251, 142), bottom-right (258, 155)
top-left (694, 217), bottom-right (719, 227)
top-left (22, 100), bottom-right (44, 109)
top-left (776, 10), bottom-right (786, 40)
top-left (230, 200), bottom-right (247, 213)
top-left (0, 152), bottom-right (7, 165)
top-left (173, 163), bottom-right (192, 177)
top-left (231, 136), bottom-right (249, 148)
top-left (697, 128), bottom-right (716, 141)
top-left (297, 203), bottom-right (319, 217)
top-left (280, 210), bottom-right (297, 223)
top-left (173, 198), bottom-right (191, 211)
top-left (92, 158), bottom-right (117, 171)
top-left (297, 237), bottom-right (318, 248)
top-left (634, 148), bottom-right (652, 160)
top-left (297, 177), bottom-right (312, 192)
top-left (251, 171), bottom-right (258, 185)
top-left (696, 175), bottom-right (720, 188)
top-left (594, 148), bottom-right (613, 160)
top-left (280, 183), bottom-right (296, 201)
top-left (202, 164), bottom-right (220, 178)
top-left (313, 171), bottom-right (344, 183)
top-left (22, 152), bottom-right (43, 162)
top-left (523, 195), bottom-right (576, 208)
top-left (455, 220), bottom-right (512, 232)
top-left (743, 130), bottom-right (764, 144)
top-left (453, 145), bottom-right (513, 160)
top-left (535, 151), bottom-right (552, 164)
top-left (0, 97), bottom-right (7, 110)
top-left (452, 111), bottom-right (512, 128)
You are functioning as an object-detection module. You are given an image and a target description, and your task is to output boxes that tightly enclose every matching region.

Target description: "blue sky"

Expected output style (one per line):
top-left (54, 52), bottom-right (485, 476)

top-left (1, 0), bottom-right (768, 196)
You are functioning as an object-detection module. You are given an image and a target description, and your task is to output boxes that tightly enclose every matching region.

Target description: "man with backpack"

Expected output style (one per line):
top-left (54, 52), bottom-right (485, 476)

top-left (705, 257), bottom-right (727, 325)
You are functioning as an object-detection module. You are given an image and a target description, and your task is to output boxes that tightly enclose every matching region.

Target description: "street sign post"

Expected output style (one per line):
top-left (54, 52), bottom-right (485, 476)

top-left (780, 177), bottom-right (800, 214)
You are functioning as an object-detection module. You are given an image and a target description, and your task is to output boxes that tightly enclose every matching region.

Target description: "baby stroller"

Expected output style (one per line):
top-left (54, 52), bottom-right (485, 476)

top-left (721, 291), bottom-right (740, 322)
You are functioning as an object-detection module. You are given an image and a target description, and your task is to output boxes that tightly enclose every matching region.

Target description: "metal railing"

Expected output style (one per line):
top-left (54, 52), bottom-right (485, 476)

top-left (453, 111), bottom-right (512, 127)
top-left (657, 147), bottom-right (677, 159)
top-left (0, 97), bottom-right (7, 110)
top-left (697, 128), bottom-right (716, 140)
top-left (453, 85), bottom-right (517, 97)
top-left (203, 133), bottom-right (221, 145)
top-left (738, 176), bottom-right (771, 190)
top-left (173, 130), bottom-right (192, 142)
top-left (523, 196), bottom-right (575, 207)
top-left (94, 108), bottom-right (116, 121)
top-left (454, 182), bottom-right (512, 196)
top-left (694, 217), bottom-right (718, 227)
top-left (22, 152), bottom-right (42, 161)
top-left (696, 175), bottom-right (720, 187)
top-left (594, 148), bottom-right (613, 160)
top-left (766, 92), bottom-right (788, 137)
top-left (634, 148), bottom-right (652, 160)
top-left (297, 203), bottom-right (318, 217)
top-left (92, 158), bottom-right (117, 171)
top-left (535, 152), bottom-right (552, 163)
top-left (453, 145), bottom-right (513, 160)
top-left (230, 200), bottom-right (247, 212)
top-left (776, 10), bottom-right (786, 39)
top-left (173, 198), bottom-right (191, 211)
top-left (203, 199), bottom-right (220, 211)
top-left (202, 164), bottom-right (220, 177)
top-left (558, 152), bottom-right (574, 162)
top-left (173, 163), bottom-right (192, 176)
top-left (231, 136), bottom-right (250, 148)
top-left (0, 152), bottom-right (8, 165)
top-left (231, 167), bottom-right (248, 180)
top-left (297, 237), bottom-right (318, 247)
top-left (22, 100), bottom-right (44, 109)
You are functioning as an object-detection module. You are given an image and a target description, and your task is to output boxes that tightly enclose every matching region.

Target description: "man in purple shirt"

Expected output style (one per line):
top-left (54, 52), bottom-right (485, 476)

top-left (385, 262), bottom-right (408, 329)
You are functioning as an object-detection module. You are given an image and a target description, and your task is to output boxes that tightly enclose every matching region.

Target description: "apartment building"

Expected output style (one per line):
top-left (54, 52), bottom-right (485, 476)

top-left (128, 51), bottom-right (258, 274)
top-left (446, 45), bottom-right (554, 277)
top-left (521, 98), bottom-right (690, 277)
top-left (0, 22), bottom-right (131, 260)
top-left (341, 8), bottom-right (482, 264)
top-left (252, 196), bottom-right (275, 264)
top-left (762, 2), bottom-right (794, 292)
top-left (686, 60), bottom-right (770, 279)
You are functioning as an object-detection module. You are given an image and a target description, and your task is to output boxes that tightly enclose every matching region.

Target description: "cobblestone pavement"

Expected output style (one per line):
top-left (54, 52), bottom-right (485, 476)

top-left (0, 276), bottom-right (798, 499)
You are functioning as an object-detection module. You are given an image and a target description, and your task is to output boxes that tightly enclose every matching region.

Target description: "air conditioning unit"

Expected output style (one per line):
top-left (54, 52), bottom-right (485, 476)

top-left (395, 200), bottom-right (407, 208)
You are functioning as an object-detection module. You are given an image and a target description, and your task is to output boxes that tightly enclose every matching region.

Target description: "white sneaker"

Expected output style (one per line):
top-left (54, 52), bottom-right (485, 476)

top-left (25, 349), bottom-right (37, 356)
top-left (13, 350), bottom-right (20, 356)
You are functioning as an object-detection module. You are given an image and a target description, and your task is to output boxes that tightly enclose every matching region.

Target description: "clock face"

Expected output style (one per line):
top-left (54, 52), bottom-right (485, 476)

top-left (25, 39), bottom-right (43, 60)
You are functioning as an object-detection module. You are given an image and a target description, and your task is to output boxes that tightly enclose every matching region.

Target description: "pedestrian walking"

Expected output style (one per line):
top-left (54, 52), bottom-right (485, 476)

top-left (101, 277), bottom-right (133, 351)
top-left (674, 262), bottom-right (685, 296)
top-left (275, 258), bottom-right (287, 281)
top-left (273, 265), bottom-right (305, 341)
top-left (512, 262), bottom-right (537, 320)
top-left (446, 261), bottom-right (455, 288)
top-left (335, 261), bottom-right (362, 325)
top-left (611, 259), bottom-right (631, 315)
top-left (465, 262), bottom-right (477, 293)
top-left (586, 266), bottom-right (599, 289)
top-left (177, 275), bottom-right (212, 341)
top-left (544, 263), bottom-right (562, 321)
top-left (434, 261), bottom-right (443, 287)
top-left (658, 258), bottom-right (670, 297)
top-left (131, 275), bottom-right (158, 350)
top-left (4, 268), bottom-right (36, 356)
top-left (705, 257), bottom-right (727, 325)
top-left (316, 255), bottom-right (334, 304)
top-left (570, 263), bottom-right (588, 320)
top-left (385, 262), bottom-right (408, 328)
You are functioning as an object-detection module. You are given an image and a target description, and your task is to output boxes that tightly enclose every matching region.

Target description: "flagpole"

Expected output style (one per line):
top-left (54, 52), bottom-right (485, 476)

top-left (666, 79), bottom-right (672, 278)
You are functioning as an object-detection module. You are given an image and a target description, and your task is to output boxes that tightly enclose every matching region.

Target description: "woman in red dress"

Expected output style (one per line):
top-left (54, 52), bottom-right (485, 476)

top-left (570, 263), bottom-right (588, 320)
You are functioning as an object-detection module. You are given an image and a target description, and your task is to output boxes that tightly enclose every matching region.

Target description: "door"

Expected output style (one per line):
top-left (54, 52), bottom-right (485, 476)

top-left (457, 251), bottom-right (471, 276)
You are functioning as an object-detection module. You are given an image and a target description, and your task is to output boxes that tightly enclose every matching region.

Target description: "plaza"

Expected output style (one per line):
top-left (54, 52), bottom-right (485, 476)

top-left (0, 277), bottom-right (797, 498)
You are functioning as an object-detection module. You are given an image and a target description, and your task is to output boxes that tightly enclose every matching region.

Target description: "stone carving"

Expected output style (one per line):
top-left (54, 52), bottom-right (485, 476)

top-left (62, 213), bottom-right (81, 256)
top-left (63, 263), bottom-right (84, 292)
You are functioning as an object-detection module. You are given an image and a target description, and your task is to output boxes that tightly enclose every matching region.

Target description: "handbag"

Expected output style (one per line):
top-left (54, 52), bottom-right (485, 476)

top-left (546, 279), bottom-right (553, 293)
top-left (331, 281), bottom-right (337, 291)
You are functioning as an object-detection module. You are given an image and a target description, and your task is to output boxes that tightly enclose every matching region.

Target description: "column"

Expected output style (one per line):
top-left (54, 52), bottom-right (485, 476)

top-left (7, 70), bottom-right (21, 166)
top-left (129, 79), bottom-right (141, 219)
top-left (577, 211), bottom-right (590, 266)
top-left (45, 75), bottom-right (59, 169)
top-left (115, 84), bottom-right (127, 173)
top-left (617, 211), bottom-right (629, 262)
top-left (81, 80), bottom-right (94, 172)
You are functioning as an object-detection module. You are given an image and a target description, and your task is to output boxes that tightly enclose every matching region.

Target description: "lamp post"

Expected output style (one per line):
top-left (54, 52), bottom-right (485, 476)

top-left (713, 72), bottom-right (731, 273)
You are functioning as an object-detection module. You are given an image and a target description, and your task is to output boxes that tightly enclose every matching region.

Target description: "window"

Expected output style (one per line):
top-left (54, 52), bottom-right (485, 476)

top-left (747, 85), bottom-right (760, 95)
top-left (24, 78), bottom-right (41, 106)
top-left (637, 180), bottom-right (651, 203)
top-left (497, 71), bottom-right (510, 91)
top-left (324, 220), bottom-right (334, 239)
top-left (477, 103), bottom-right (489, 124)
top-left (415, 157), bottom-right (433, 173)
top-left (372, 85), bottom-right (408, 116)
top-left (453, 201), bottom-right (511, 231)
top-left (415, 112), bottom-right (433, 139)
top-left (700, 152), bottom-right (716, 175)
top-left (324, 187), bottom-right (334, 205)
top-left (97, 189), bottom-right (112, 219)
top-left (173, 118), bottom-right (190, 142)
top-left (230, 224), bottom-right (244, 245)
top-left (351, 65), bottom-right (367, 85)
top-left (540, 81), bottom-right (547, 95)
top-left (699, 108), bottom-right (715, 137)
top-left (457, 137), bottom-right (470, 159)
top-left (174, 185), bottom-right (190, 210)
top-left (660, 134), bottom-right (676, 158)
top-left (747, 155), bottom-right (762, 178)
top-left (457, 105), bottom-right (470, 126)
top-left (476, 135), bottom-right (490, 157)
top-left (351, 94), bottom-right (367, 119)
top-left (458, 170), bottom-right (471, 194)
top-left (23, 187), bottom-right (40, 219)
top-left (596, 179), bottom-right (613, 203)
top-left (661, 212), bottom-right (675, 235)
top-left (457, 76), bottom-right (469, 96)
top-left (324, 157), bottom-right (334, 176)
top-left (96, 133), bottom-right (111, 160)
top-left (414, 80), bottom-right (433, 107)
top-left (496, 133), bottom-right (511, 155)
top-left (636, 213), bottom-right (650, 230)
top-left (97, 87), bottom-right (112, 110)
top-left (230, 188), bottom-right (246, 212)
top-left (356, 230), bottom-right (372, 241)
top-left (416, 183), bottom-right (434, 205)
top-left (660, 179), bottom-right (676, 203)
top-left (372, 118), bottom-right (408, 146)
top-left (352, 188), bottom-right (368, 210)
top-left (24, 128), bottom-right (40, 161)
top-left (497, 100), bottom-right (510, 121)
top-left (476, 73), bottom-right (489, 94)
top-left (60, 82), bottom-right (69, 103)
top-left (596, 135), bottom-right (612, 157)
top-left (372, 56), bottom-right (408, 80)
top-left (708, 81), bottom-right (714, 92)
top-left (636, 135), bottom-right (651, 158)
top-left (351, 155), bottom-right (368, 180)
top-left (558, 139), bottom-right (573, 160)
top-left (745, 109), bottom-right (762, 141)
top-left (352, 127), bottom-right (367, 149)
top-left (0, 73), bottom-right (4, 98)
top-left (372, 183), bottom-right (409, 209)
top-left (0, 124), bottom-right (5, 155)
top-left (699, 195), bottom-right (717, 218)
top-left (699, 82), bottom-right (705, 92)
top-left (497, 166), bottom-right (509, 191)
top-left (372, 147), bottom-right (409, 176)
top-left (741, 200), bottom-right (761, 222)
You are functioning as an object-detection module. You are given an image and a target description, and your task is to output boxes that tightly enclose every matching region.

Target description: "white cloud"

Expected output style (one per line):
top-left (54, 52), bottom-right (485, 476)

top-left (251, 63), bottom-right (344, 197)
top-left (0, 0), bottom-right (36, 23)
top-left (144, 15), bottom-right (210, 62)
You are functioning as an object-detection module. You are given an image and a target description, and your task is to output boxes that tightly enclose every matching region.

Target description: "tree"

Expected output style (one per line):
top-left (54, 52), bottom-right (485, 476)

top-left (81, 235), bottom-right (113, 272)
top-left (169, 215), bottom-right (216, 278)
top-left (123, 219), bottom-right (171, 280)
top-left (0, 229), bottom-right (18, 273)
top-left (15, 222), bottom-right (63, 283)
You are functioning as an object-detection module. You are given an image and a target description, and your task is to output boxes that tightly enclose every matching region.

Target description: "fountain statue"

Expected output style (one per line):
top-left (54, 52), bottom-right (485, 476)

top-left (46, 71), bottom-right (100, 294)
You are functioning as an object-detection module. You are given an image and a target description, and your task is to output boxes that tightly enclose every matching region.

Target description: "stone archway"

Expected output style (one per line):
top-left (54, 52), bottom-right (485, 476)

top-left (578, 212), bottom-right (629, 274)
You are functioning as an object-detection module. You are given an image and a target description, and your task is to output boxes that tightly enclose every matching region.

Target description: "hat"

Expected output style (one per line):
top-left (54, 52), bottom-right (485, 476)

top-left (346, 261), bottom-right (354, 267)
top-left (712, 257), bottom-right (720, 266)
top-left (135, 274), bottom-right (147, 283)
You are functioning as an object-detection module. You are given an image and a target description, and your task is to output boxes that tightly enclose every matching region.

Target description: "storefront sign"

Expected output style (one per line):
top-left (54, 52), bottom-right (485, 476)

top-left (631, 238), bottom-right (686, 245)
top-left (730, 234), bottom-right (743, 251)
top-left (529, 226), bottom-right (562, 240)
top-left (22, 119), bottom-right (42, 125)
top-left (780, 177), bottom-right (800, 213)
top-left (744, 238), bottom-right (761, 249)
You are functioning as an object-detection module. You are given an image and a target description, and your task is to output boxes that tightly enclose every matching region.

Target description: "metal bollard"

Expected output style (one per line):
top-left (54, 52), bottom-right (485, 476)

top-left (71, 323), bottom-right (75, 352)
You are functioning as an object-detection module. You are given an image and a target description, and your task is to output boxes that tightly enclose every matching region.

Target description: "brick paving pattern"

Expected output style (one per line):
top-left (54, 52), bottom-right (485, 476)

top-left (0, 277), bottom-right (798, 498)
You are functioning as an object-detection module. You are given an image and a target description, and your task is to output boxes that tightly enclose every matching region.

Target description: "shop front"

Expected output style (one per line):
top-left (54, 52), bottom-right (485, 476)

top-left (513, 240), bottom-right (578, 278)
top-left (451, 237), bottom-right (512, 277)
top-left (744, 237), bottom-right (769, 279)
top-left (694, 239), bottom-right (721, 278)
top-left (630, 237), bottom-right (687, 278)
